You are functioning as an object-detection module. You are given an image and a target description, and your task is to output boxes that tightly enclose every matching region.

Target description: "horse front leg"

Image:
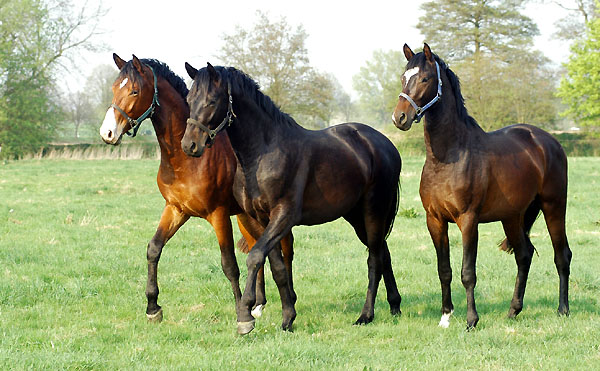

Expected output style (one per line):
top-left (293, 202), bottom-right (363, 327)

top-left (457, 213), bottom-right (479, 330)
top-left (237, 205), bottom-right (296, 335)
top-left (146, 204), bottom-right (189, 322)
top-left (426, 214), bottom-right (453, 328)
top-left (207, 208), bottom-right (242, 308)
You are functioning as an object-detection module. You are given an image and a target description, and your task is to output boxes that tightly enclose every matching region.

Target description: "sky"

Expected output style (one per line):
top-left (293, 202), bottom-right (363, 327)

top-left (68, 0), bottom-right (572, 95)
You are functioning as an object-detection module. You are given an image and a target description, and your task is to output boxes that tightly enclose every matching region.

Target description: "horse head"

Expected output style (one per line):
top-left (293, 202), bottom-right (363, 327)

top-left (181, 62), bottom-right (233, 157)
top-left (99, 53), bottom-right (159, 144)
top-left (392, 43), bottom-right (443, 131)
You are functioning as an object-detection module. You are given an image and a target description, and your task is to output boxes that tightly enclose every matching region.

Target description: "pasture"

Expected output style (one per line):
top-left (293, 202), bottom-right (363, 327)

top-left (1, 156), bottom-right (599, 369)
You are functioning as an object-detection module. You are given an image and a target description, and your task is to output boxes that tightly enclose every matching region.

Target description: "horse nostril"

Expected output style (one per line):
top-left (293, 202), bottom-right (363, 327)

top-left (107, 130), bottom-right (113, 139)
top-left (190, 141), bottom-right (196, 153)
top-left (399, 112), bottom-right (407, 124)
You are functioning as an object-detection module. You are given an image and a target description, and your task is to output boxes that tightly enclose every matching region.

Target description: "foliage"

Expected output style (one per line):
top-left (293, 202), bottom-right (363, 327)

top-left (412, 0), bottom-right (558, 131)
top-left (219, 11), bottom-right (339, 128)
top-left (352, 50), bottom-right (404, 126)
top-left (417, 0), bottom-right (538, 63)
top-left (0, 0), bottom-right (105, 158)
top-left (1, 158), bottom-right (599, 368)
top-left (550, 0), bottom-right (598, 41)
top-left (557, 4), bottom-right (600, 129)
top-left (456, 53), bottom-right (558, 130)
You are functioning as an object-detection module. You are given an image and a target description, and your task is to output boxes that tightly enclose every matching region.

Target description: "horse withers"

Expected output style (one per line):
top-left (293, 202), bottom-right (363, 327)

top-left (181, 62), bottom-right (402, 335)
top-left (99, 54), bottom-right (295, 323)
top-left (392, 44), bottom-right (571, 329)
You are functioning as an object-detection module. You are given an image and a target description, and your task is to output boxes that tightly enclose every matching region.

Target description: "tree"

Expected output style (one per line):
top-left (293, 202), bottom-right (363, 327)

top-left (416, 0), bottom-right (557, 130)
top-left (0, 0), bottom-right (106, 158)
top-left (218, 11), bottom-right (338, 128)
top-left (352, 50), bottom-right (404, 126)
top-left (557, 6), bottom-right (600, 129)
top-left (549, 0), bottom-right (598, 41)
top-left (84, 64), bottom-right (118, 118)
top-left (417, 0), bottom-right (538, 63)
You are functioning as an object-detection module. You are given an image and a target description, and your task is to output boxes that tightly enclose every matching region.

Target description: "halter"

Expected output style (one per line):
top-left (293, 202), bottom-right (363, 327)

top-left (111, 64), bottom-right (160, 137)
top-left (399, 61), bottom-right (442, 123)
top-left (186, 81), bottom-right (236, 148)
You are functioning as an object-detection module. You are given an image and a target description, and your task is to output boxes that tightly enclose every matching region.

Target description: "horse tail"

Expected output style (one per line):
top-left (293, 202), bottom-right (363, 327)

top-left (237, 237), bottom-right (251, 253)
top-left (384, 159), bottom-right (401, 241)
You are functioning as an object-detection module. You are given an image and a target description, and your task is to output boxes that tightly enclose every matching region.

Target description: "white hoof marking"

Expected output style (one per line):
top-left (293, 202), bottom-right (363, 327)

top-left (439, 310), bottom-right (454, 328)
top-left (251, 304), bottom-right (264, 318)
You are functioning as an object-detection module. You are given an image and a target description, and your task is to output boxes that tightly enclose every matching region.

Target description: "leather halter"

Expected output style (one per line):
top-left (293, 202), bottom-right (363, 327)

top-left (186, 81), bottom-right (236, 147)
top-left (399, 61), bottom-right (443, 123)
top-left (111, 64), bottom-right (160, 137)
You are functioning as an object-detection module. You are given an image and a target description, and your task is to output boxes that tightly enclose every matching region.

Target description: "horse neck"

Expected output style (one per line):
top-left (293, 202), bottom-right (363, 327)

top-left (226, 94), bottom-right (302, 166)
top-left (422, 83), bottom-right (484, 163)
top-left (151, 79), bottom-right (189, 161)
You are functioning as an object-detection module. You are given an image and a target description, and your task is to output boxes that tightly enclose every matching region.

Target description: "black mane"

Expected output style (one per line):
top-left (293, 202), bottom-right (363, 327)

top-left (407, 52), bottom-right (480, 128)
top-left (122, 58), bottom-right (189, 99)
top-left (195, 65), bottom-right (297, 127)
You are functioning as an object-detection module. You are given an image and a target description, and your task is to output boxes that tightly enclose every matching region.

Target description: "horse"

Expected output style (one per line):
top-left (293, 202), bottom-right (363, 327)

top-left (181, 62), bottom-right (402, 335)
top-left (99, 54), bottom-right (295, 323)
top-left (392, 43), bottom-right (572, 330)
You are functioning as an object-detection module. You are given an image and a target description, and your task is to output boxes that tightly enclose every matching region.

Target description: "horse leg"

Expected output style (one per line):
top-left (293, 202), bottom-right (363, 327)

top-left (280, 233), bottom-right (297, 305)
top-left (380, 241), bottom-right (402, 315)
top-left (236, 216), bottom-right (267, 317)
top-left (502, 217), bottom-right (534, 318)
top-left (237, 206), bottom-right (296, 335)
top-left (457, 213), bottom-right (479, 330)
top-left (500, 198), bottom-right (541, 253)
top-left (266, 244), bottom-right (297, 331)
top-left (540, 198), bottom-right (572, 316)
top-left (207, 209), bottom-right (242, 308)
top-left (146, 204), bottom-right (190, 322)
top-left (426, 214), bottom-right (453, 328)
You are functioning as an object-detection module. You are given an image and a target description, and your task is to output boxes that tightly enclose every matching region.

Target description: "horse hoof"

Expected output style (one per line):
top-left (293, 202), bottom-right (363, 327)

top-left (237, 320), bottom-right (255, 335)
top-left (251, 304), bottom-right (265, 318)
top-left (147, 308), bottom-right (163, 323)
top-left (353, 315), bottom-right (373, 326)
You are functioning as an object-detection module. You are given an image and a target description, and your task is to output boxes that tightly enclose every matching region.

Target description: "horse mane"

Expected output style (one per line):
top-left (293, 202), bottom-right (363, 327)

top-left (122, 58), bottom-right (189, 99)
top-left (407, 52), bottom-right (480, 129)
top-left (196, 65), bottom-right (297, 127)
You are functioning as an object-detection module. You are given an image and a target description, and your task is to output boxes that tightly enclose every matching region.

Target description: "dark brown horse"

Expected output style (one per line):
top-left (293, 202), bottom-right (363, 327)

top-left (181, 62), bottom-right (402, 335)
top-left (392, 44), bottom-right (571, 329)
top-left (99, 54), bottom-right (295, 323)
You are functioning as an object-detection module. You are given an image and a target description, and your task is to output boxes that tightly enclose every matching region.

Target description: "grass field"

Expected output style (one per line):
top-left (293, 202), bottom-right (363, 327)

top-left (1, 156), bottom-right (599, 369)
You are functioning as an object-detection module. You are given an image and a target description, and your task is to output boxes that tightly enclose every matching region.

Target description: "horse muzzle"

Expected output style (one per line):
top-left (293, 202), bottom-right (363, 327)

top-left (392, 110), bottom-right (413, 131)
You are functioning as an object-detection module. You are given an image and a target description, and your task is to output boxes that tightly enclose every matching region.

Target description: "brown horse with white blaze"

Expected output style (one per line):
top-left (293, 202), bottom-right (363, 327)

top-left (392, 44), bottom-right (571, 330)
top-left (99, 54), bottom-right (295, 323)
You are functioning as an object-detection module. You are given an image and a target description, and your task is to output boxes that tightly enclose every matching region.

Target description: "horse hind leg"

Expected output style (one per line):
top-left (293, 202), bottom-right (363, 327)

top-left (500, 198), bottom-right (541, 253)
top-left (502, 217), bottom-right (535, 318)
top-left (540, 197), bottom-right (572, 316)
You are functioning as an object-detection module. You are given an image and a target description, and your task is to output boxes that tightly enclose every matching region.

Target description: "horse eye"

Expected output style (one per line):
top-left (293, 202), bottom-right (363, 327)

top-left (131, 90), bottom-right (139, 96)
top-left (422, 77), bottom-right (429, 83)
top-left (208, 100), bottom-right (216, 106)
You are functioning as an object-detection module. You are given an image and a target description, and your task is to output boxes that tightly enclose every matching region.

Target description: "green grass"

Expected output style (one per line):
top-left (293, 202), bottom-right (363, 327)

top-left (1, 157), bottom-right (599, 370)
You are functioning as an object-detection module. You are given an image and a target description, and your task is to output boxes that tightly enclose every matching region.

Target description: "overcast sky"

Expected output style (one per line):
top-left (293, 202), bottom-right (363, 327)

top-left (68, 0), bottom-right (570, 94)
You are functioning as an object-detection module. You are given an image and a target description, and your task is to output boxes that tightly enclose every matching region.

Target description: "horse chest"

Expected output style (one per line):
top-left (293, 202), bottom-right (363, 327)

top-left (420, 160), bottom-right (487, 221)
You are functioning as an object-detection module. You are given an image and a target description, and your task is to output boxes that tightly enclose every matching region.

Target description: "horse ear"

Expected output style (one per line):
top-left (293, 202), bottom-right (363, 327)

top-left (403, 44), bottom-right (415, 61)
top-left (185, 62), bottom-right (197, 79)
top-left (423, 43), bottom-right (434, 62)
top-left (207, 62), bottom-right (220, 82)
top-left (113, 53), bottom-right (126, 70)
top-left (132, 54), bottom-right (144, 73)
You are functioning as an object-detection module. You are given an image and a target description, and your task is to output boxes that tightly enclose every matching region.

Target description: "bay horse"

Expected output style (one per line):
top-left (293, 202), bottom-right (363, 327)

top-left (99, 54), bottom-right (295, 323)
top-left (392, 44), bottom-right (571, 329)
top-left (181, 62), bottom-right (402, 335)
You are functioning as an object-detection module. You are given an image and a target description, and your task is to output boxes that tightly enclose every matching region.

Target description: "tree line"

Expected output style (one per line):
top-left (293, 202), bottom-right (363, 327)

top-left (0, 0), bottom-right (597, 159)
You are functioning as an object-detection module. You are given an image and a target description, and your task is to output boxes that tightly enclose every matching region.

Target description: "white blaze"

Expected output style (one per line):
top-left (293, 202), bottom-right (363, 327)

top-left (119, 78), bottom-right (128, 89)
top-left (100, 107), bottom-right (119, 142)
top-left (403, 67), bottom-right (419, 87)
